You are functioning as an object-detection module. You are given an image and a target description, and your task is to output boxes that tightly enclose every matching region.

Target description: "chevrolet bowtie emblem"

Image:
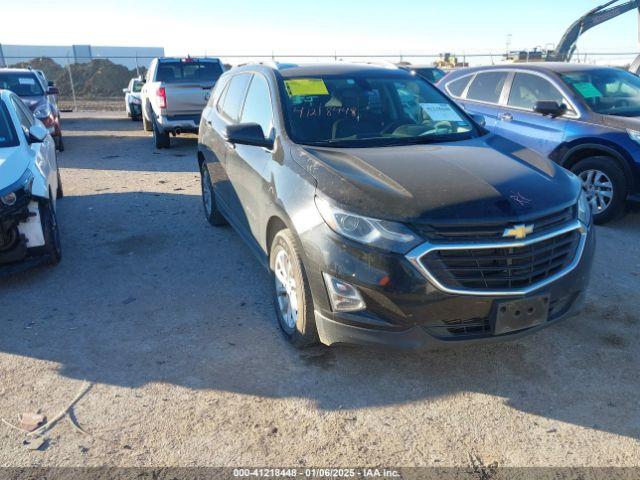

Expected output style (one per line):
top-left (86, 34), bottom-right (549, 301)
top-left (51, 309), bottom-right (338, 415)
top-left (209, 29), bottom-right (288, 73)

top-left (503, 224), bottom-right (534, 240)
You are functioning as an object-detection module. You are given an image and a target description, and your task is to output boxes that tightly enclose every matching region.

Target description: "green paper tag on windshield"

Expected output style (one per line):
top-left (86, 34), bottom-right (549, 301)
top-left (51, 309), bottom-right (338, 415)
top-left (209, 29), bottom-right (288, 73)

top-left (284, 79), bottom-right (329, 97)
top-left (573, 82), bottom-right (602, 99)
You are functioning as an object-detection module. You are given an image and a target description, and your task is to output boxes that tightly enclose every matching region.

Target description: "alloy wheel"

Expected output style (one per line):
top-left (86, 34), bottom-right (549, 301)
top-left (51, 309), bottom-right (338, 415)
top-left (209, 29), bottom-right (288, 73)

top-left (579, 169), bottom-right (613, 213)
top-left (274, 248), bottom-right (299, 330)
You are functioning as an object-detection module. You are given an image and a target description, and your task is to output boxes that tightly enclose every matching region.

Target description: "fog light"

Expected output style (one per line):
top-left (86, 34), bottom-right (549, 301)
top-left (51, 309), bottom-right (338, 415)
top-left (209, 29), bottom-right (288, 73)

top-left (322, 273), bottom-right (366, 312)
top-left (1, 192), bottom-right (17, 206)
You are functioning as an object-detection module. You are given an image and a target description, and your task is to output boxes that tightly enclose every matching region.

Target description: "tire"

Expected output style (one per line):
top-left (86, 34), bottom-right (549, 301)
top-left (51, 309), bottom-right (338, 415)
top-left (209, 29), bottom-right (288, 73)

top-left (200, 163), bottom-right (227, 226)
top-left (571, 156), bottom-right (628, 225)
top-left (270, 229), bottom-right (319, 348)
top-left (142, 112), bottom-right (152, 132)
top-left (152, 117), bottom-right (170, 149)
top-left (36, 199), bottom-right (62, 266)
top-left (56, 168), bottom-right (64, 199)
top-left (55, 134), bottom-right (64, 152)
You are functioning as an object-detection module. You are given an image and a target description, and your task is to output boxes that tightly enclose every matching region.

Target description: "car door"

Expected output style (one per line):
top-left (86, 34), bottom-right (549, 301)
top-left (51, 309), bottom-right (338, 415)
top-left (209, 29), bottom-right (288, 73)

top-left (458, 71), bottom-right (509, 130)
top-left (496, 72), bottom-right (569, 157)
top-left (226, 73), bottom-right (275, 246)
top-left (203, 73), bottom-right (252, 222)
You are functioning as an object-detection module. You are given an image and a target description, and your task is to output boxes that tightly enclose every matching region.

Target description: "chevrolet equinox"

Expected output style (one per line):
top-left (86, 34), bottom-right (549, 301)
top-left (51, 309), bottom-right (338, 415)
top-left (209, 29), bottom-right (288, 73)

top-left (197, 63), bottom-right (595, 349)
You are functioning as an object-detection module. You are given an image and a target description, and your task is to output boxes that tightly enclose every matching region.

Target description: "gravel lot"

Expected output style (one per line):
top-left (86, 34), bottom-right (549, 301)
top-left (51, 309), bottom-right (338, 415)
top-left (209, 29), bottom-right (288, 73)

top-left (0, 111), bottom-right (639, 468)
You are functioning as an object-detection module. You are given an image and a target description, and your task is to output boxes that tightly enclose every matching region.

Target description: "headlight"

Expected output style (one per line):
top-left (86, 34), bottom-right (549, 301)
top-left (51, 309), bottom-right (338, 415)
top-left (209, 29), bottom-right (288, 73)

top-left (33, 103), bottom-right (52, 118)
top-left (315, 196), bottom-right (421, 253)
top-left (1, 171), bottom-right (33, 206)
top-left (130, 97), bottom-right (142, 105)
top-left (578, 189), bottom-right (592, 226)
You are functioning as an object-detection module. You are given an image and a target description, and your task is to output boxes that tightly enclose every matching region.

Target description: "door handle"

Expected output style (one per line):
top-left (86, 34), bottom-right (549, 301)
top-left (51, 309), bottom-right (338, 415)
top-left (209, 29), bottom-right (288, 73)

top-left (499, 113), bottom-right (513, 122)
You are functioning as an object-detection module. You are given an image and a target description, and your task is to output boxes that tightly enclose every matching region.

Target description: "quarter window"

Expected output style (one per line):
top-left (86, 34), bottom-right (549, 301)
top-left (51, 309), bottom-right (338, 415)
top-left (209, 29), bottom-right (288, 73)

top-left (240, 74), bottom-right (273, 137)
top-left (221, 74), bottom-right (252, 122)
top-left (466, 72), bottom-right (508, 104)
top-left (508, 73), bottom-right (565, 110)
top-left (446, 76), bottom-right (472, 98)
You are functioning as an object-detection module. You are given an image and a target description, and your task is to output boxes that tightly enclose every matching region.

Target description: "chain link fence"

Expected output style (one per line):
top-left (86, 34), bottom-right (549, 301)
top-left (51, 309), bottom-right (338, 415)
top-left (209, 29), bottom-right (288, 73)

top-left (2, 52), bottom-right (638, 111)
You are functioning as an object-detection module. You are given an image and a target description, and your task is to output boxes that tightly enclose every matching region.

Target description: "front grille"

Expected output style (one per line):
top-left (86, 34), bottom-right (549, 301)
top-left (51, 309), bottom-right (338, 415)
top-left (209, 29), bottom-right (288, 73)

top-left (420, 230), bottom-right (581, 292)
top-left (414, 206), bottom-right (575, 242)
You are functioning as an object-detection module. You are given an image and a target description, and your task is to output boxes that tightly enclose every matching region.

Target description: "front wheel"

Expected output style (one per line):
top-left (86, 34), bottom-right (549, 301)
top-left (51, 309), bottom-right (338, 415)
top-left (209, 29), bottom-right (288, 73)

top-left (270, 229), bottom-right (318, 348)
top-left (571, 157), bottom-right (627, 225)
top-left (36, 199), bottom-right (62, 265)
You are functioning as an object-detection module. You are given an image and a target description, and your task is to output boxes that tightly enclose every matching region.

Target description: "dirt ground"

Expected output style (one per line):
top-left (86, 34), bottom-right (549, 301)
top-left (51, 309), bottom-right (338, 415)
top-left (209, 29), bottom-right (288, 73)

top-left (0, 111), bottom-right (638, 469)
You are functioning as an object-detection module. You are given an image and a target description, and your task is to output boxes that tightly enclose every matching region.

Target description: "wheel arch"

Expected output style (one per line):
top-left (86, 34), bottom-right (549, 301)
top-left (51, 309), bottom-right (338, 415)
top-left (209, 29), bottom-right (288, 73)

top-left (265, 215), bottom-right (290, 262)
top-left (557, 141), bottom-right (635, 191)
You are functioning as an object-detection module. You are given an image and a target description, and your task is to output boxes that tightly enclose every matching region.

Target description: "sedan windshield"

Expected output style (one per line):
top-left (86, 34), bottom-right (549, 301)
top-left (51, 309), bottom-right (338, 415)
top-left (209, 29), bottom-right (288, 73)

top-left (0, 101), bottom-right (19, 148)
top-left (279, 73), bottom-right (475, 147)
top-left (561, 68), bottom-right (640, 117)
top-left (0, 72), bottom-right (45, 97)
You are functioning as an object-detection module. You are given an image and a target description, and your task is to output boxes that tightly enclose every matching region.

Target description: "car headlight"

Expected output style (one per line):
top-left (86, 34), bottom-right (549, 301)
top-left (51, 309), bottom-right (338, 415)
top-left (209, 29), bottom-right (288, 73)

top-left (578, 189), bottom-right (592, 226)
top-left (33, 102), bottom-right (52, 118)
top-left (130, 97), bottom-right (142, 105)
top-left (315, 196), bottom-right (421, 253)
top-left (1, 171), bottom-right (33, 206)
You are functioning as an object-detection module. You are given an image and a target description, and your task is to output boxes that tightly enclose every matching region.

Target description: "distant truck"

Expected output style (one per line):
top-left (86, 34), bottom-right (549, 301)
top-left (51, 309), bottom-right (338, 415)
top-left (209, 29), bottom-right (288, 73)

top-left (141, 57), bottom-right (224, 148)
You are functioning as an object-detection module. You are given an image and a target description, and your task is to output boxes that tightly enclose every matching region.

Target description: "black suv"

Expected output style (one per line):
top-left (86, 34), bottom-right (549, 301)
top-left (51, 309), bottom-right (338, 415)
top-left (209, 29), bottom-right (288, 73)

top-left (197, 63), bottom-right (595, 349)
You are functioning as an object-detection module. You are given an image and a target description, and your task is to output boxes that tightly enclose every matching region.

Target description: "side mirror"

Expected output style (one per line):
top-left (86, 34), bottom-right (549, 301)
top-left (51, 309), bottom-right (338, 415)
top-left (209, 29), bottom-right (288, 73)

top-left (47, 86), bottom-right (59, 95)
top-left (534, 101), bottom-right (566, 117)
top-left (28, 124), bottom-right (48, 143)
top-left (123, 88), bottom-right (130, 93)
top-left (470, 113), bottom-right (486, 127)
top-left (225, 123), bottom-right (273, 149)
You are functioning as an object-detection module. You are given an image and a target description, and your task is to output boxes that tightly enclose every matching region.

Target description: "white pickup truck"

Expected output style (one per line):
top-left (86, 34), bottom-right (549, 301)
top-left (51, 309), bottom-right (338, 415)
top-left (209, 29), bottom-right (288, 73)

top-left (141, 57), bottom-right (224, 148)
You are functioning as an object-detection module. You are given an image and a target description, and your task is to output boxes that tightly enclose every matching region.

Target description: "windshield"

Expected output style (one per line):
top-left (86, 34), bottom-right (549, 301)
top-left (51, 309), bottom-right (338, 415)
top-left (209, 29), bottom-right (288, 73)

top-left (156, 61), bottom-right (223, 84)
top-left (279, 73), bottom-right (475, 147)
top-left (132, 81), bottom-right (144, 93)
top-left (561, 68), bottom-right (640, 117)
top-left (415, 68), bottom-right (446, 83)
top-left (0, 72), bottom-right (45, 97)
top-left (0, 101), bottom-right (19, 148)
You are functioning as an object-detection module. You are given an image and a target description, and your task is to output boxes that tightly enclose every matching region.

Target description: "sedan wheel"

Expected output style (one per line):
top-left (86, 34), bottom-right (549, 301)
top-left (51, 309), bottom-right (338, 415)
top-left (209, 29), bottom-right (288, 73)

top-left (579, 169), bottom-right (613, 213)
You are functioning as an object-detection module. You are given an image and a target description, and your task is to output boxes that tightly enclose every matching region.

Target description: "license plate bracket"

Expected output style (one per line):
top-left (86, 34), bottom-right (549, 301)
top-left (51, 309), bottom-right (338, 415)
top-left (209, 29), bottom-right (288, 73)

top-left (493, 295), bottom-right (550, 335)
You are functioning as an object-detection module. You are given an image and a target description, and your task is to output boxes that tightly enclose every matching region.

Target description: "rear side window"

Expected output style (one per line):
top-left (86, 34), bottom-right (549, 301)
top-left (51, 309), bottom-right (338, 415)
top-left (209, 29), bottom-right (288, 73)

top-left (466, 72), bottom-right (508, 103)
top-left (508, 73), bottom-right (565, 110)
top-left (156, 61), bottom-right (223, 83)
top-left (446, 76), bottom-right (472, 97)
top-left (0, 100), bottom-right (19, 147)
top-left (221, 74), bottom-right (252, 122)
top-left (240, 74), bottom-right (273, 136)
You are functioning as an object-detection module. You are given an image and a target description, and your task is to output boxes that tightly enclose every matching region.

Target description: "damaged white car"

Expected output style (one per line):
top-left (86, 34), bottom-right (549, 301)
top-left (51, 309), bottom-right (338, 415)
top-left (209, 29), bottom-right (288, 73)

top-left (0, 89), bottom-right (63, 271)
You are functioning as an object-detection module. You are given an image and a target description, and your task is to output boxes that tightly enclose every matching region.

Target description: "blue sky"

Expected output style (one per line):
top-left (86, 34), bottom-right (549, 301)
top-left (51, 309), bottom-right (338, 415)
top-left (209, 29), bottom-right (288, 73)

top-left (2, 0), bottom-right (639, 60)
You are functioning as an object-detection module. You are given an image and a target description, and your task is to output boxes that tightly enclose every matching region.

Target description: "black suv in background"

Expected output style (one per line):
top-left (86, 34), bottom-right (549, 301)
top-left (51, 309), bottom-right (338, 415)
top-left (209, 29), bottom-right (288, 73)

top-left (197, 63), bottom-right (595, 349)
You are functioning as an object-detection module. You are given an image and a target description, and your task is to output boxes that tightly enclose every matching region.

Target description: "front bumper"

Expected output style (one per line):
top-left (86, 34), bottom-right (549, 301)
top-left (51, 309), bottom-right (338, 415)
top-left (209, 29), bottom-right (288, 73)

top-left (129, 102), bottom-right (142, 116)
top-left (301, 223), bottom-right (596, 349)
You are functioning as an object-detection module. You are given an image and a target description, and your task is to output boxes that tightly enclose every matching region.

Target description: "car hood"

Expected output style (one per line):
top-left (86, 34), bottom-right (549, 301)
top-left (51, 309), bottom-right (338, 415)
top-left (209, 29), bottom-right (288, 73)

top-left (0, 146), bottom-right (30, 189)
top-left (294, 134), bottom-right (580, 223)
top-left (17, 95), bottom-right (46, 112)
